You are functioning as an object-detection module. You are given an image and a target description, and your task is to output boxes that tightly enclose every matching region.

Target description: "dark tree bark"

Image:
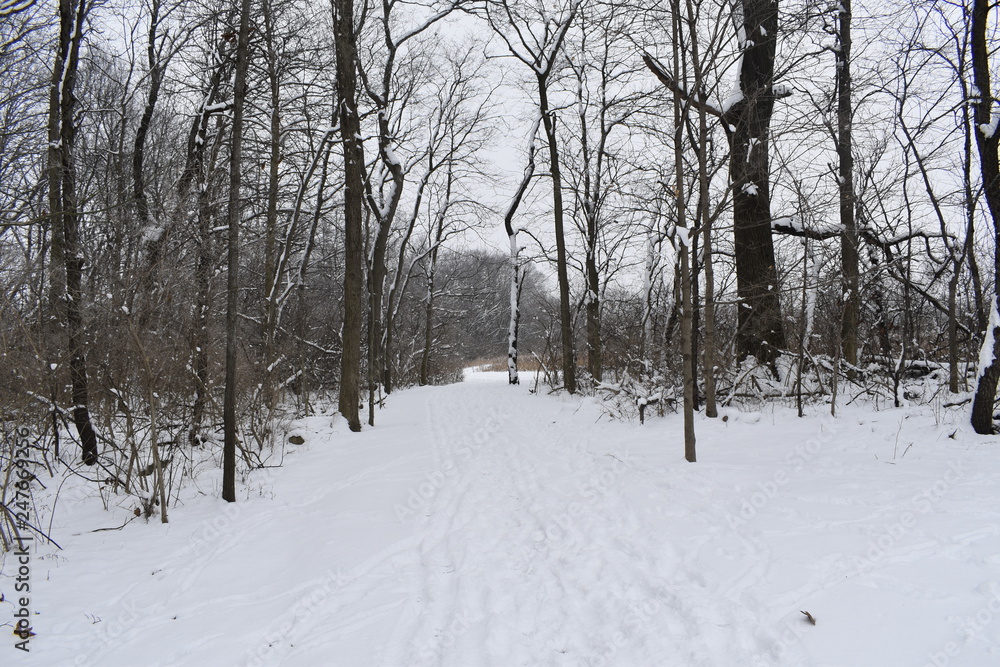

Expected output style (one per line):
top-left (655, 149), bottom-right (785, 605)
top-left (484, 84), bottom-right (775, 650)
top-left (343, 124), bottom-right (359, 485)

top-left (223, 0), bottom-right (252, 502)
top-left (671, 2), bottom-right (695, 462)
top-left (333, 0), bottom-right (364, 433)
top-left (570, 54), bottom-right (603, 384)
top-left (135, 0), bottom-right (167, 288)
top-left (186, 50), bottom-right (232, 448)
top-left (645, 0), bottom-right (788, 372)
top-left (836, 0), bottom-right (859, 367)
top-left (48, 0), bottom-right (98, 466)
top-left (723, 0), bottom-right (787, 370)
top-left (970, 0), bottom-right (1000, 434)
top-left (419, 203), bottom-right (446, 386)
top-left (189, 118), bottom-right (221, 449)
top-left (538, 82), bottom-right (576, 394)
top-left (692, 11), bottom-right (718, 418)
top-left (261, 0), bottom-right (283, 417)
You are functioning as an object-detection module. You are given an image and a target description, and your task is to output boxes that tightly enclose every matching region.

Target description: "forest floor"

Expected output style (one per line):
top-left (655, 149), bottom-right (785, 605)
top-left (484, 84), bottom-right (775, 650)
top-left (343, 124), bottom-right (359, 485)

top-left (5, 369), bottom-right (1000, 666)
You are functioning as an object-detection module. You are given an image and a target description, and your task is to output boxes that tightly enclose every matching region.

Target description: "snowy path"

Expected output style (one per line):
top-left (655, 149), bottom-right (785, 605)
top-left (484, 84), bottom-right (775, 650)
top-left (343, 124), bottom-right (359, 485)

top-left (6, 372), bottom-right (1000, 666)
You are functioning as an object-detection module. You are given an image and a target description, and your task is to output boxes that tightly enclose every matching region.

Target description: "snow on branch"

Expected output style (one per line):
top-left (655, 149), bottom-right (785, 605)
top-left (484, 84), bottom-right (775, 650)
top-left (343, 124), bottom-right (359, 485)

top-left (771, 217), bottom-right (954, 251)
top-left (393, 1), bottom-right (463, 48)
top-left (771, 217), bottom-right (968, 334)
top-left (503, 113), bottom-right (541, 235)
top-left (0, 0), bottom-right (34, 16)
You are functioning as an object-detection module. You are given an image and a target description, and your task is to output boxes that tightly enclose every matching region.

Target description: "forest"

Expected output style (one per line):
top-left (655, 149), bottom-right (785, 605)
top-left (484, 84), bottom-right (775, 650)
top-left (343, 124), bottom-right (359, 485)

top-left (0, 0), bottom-right (998, 533)
top-left (4, 0), bottom-right (1000, 663)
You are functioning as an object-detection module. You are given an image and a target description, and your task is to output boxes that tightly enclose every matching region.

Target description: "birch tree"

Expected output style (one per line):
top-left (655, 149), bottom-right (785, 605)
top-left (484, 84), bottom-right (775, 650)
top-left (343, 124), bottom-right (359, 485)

top-left (503, 115), bottom-right (540, 385)
top-left (487, 0), bottom-right (580, 393)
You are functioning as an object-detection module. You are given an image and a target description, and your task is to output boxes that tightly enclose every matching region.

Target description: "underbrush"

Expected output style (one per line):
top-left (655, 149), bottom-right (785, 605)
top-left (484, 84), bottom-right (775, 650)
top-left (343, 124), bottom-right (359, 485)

top-left (584, 354), bottom-right (975, 425)
top-left (0, 390), bottom-right (332, 553)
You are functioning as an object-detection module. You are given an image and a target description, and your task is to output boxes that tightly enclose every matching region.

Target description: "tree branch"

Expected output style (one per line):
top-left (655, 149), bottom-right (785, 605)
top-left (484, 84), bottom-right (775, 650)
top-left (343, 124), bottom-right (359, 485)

top-left (641, 52), bottom-right (724, 119)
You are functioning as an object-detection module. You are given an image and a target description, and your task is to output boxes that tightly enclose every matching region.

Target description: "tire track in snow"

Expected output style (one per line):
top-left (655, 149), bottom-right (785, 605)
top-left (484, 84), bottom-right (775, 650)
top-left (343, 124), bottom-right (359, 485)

top-left (380, 382), bottom-right (516, 666)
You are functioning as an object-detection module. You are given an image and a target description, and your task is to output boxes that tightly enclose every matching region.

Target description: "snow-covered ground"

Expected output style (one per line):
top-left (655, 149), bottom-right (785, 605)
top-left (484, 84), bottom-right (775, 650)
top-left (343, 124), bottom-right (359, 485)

top-left (4, 370), bottom-right (1000, 666)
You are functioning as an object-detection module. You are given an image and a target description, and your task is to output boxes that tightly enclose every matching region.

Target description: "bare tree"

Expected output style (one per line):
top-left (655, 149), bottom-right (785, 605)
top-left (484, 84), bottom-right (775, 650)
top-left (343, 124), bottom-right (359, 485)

top-left (969, 0), bottom-right (1000, 434)
top-left (646, 0), bottom-right (790, 372)
top-left (223, 0), bottom-right (252, 502)
top-left (669, 0), bottom-right (696, 461)
top-left (503, 114), bottom-right (540, 385)
top-left (487, 0), bottom-right (580, 393)
top-left (835, 0), bottom-right (859, 368)
top-left (333, 0), bottom-right (364, 432)
top-left (48, 0), bottom-right (99, 466)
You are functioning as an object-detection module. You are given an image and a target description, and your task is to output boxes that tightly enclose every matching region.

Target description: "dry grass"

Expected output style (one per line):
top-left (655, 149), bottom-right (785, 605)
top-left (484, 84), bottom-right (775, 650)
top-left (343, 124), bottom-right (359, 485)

top-left (465, 356), bottom-right (546, 373)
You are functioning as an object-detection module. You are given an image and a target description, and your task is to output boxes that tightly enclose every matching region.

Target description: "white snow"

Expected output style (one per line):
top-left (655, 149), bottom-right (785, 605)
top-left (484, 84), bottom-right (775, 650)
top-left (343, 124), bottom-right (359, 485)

top-left (772, 83), bottom-right (792, 97)
top-left (721, 91), bottom-right (744, 114)
top-left (976, 299), bottom-right (1000, 381)
top-left (6, 373), bottom-right (1000, 665)
top-left (773, 215), bottom-right (801, 231)
top-left (979, 111), bottom-right (1000, 140)
top-left (140, 224), bottom-right (164, 246)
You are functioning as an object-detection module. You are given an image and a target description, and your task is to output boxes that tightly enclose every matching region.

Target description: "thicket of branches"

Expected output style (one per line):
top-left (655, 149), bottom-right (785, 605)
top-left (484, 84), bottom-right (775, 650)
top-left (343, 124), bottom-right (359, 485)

top-left (0, 0), bottom-right (996, 537)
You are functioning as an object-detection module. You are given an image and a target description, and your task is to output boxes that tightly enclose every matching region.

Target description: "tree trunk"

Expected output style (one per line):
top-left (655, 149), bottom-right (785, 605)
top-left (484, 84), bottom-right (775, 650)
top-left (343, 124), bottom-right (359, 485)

top-left (690, 209), bottom-right (700, 411)
top-left (577, 76), bottom-right (602, 384)
top-left (262, 0), bottom-right (282, 419)
top-left (503, 116), bottom-right (539, 386)
top-left (970, 0), bottom-right (1000, 434)
top-left (135, 0), bottom-right (167, 290)
top-left (507, 235), bottom-right (522, 386)
top-left (694, 30), bottom-right (718, 417)
top-left (190, 135), bottom-right (216, 447)
top-left (723, 0), bottom-right (787, 370)
top-left (672, 4), bottom-right (696, 462)
top-left (419, 243), bottom-right (439, 386)
top-left (367, 220), bottom-right (391, 425)
top-left (837, 0), bottom-right (859, 368)
top-left (188, 67), bottom-right (229, 448)
top-left (585, 243), bottom-right (601, 383)
top-left (538, 81), bottom-right (576, 394)
top-left (48, 0), bottom-right (98, 466)
top-left (333, 0), bottom-right (364, 433)
top-left (223, 0), bottom-right (252, 502)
